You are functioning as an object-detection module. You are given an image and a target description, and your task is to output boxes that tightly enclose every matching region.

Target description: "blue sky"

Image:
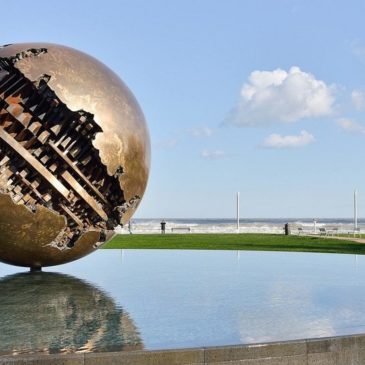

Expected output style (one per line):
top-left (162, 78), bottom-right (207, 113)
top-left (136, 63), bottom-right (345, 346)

top-left (3, 0), bottom-right (365, 218)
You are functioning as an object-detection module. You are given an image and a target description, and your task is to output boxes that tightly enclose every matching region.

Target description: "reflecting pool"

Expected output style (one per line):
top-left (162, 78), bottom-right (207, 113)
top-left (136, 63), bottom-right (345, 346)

top-left (1, 249), bottom-right (365, 354)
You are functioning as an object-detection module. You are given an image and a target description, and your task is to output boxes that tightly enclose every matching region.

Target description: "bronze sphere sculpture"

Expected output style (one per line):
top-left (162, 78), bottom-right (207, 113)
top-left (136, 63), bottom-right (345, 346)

top-left (0, 43), bottom-right (150, 269)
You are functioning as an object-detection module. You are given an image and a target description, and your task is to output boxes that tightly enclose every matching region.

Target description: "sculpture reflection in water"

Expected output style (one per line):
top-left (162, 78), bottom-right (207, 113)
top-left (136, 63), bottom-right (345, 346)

top-left (0, 272), bottom-right (143, 355)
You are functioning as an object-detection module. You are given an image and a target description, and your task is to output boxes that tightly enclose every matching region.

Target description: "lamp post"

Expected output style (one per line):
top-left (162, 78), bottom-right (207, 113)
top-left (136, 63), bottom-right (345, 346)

top-left (354, 189), bottom-right (358, 231)
top-left (237, 192), bottom-right (240, 233)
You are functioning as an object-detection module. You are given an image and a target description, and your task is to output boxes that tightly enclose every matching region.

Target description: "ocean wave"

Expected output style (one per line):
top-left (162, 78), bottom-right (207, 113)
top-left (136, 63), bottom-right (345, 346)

top-left (114, 218), bottom-right (364, 235)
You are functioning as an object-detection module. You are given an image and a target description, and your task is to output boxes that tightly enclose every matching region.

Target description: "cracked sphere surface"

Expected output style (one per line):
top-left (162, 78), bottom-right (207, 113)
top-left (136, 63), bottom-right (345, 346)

top-left (0, 43), bottom-right (150, 268)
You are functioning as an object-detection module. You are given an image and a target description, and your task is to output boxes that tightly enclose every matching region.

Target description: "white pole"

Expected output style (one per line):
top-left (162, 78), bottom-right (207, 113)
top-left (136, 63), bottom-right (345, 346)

top-left (237, 192), bottom-right (240, 232)
top-left (354, 189), bottom-right (358, 230)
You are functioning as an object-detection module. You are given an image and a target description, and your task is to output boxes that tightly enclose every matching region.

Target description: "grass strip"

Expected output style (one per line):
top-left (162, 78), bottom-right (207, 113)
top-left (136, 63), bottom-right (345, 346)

top-left (102, 233), bottom-right (365, 255)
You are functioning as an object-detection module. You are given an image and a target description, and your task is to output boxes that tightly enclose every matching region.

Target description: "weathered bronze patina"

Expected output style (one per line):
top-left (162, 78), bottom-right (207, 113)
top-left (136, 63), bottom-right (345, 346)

top-left (0, 43), bottom-right (150, 268)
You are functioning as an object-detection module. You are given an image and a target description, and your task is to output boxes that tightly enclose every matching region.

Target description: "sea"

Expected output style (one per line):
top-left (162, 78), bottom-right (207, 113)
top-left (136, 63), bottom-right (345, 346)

top-left (115, 218), bottom-right (365, 235)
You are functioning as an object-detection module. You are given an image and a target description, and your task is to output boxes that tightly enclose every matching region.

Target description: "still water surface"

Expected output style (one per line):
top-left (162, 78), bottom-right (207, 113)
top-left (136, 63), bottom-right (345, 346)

top-left (1, 249), bottom-right (365, 354)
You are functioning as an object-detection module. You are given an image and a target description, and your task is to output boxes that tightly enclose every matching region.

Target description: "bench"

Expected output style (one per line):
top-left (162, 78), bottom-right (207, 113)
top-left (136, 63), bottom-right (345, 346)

top-left (171, 227), bottom-right (191, 233)
top-left (319, 227), bottom-right (339, 236)
top-left (297, 227), bottom-right (304, 235)
top-left (348, 228), bottom-right (361, 237)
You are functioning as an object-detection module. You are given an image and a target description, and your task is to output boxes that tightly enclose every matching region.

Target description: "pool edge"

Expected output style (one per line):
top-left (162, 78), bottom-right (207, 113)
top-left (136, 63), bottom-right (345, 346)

top-left (1, 333), bottom-right (365, 364)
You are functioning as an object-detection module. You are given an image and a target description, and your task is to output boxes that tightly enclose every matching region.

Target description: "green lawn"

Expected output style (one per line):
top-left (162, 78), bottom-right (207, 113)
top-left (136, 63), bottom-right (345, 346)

top-left (102, 233), bottom-right (365, 255)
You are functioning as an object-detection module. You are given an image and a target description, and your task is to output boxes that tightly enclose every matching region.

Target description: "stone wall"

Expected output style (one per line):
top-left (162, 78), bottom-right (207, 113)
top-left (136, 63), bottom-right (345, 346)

top-left (1, 333), bottom-right (365, 365)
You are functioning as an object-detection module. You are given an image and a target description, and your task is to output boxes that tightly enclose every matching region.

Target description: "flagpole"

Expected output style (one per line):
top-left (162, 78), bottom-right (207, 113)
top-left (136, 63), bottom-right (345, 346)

top-left (354, 189), bottom-right (358, 230)
top-left (237, 192), bottom-right (240, 233)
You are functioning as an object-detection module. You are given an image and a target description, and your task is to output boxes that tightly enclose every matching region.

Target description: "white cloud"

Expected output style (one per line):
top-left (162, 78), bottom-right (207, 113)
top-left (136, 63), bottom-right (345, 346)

top-left (188, 126), bottom-right (214, 138)
top-left (262, 130), bottom-right (315, 149)
top-left (351, 90), bottom-right (365, 110)
top-left (228, 66), bottom-right (335, 126)
top-left (351, 40), bottom-right (365, 59)
top-left (155, 138), bottom-right (178, 149)
top-left (337, 118), bottom-right (365, 134)
top-left (201, 149), bottom-right (226, 160)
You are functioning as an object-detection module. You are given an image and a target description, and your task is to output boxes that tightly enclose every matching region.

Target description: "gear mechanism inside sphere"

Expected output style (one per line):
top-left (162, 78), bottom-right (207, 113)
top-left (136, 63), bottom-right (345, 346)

top-left (0, 43), bottom-right (150, 269)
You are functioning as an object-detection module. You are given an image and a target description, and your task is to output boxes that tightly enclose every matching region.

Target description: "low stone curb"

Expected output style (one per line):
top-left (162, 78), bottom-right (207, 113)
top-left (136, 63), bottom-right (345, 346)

top-left (1, 333), bottom-right (365, 365)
